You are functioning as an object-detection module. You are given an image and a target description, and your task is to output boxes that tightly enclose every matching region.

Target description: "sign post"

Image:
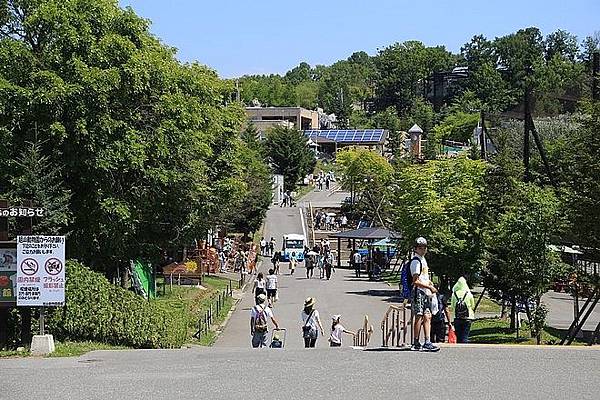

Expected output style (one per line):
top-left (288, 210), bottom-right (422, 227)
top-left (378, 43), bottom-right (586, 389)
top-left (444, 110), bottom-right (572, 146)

top-left (17, 235), bottom-right (65, 355)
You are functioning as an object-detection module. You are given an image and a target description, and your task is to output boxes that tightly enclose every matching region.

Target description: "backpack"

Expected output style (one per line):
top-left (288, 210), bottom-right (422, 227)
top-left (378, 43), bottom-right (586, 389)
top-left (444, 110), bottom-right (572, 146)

top-left (400, 256), bottom-right (421, 299)
top-left (454, 291), bottom-right (469, 320)
top-left (253, 305), bottom-right (268, 333)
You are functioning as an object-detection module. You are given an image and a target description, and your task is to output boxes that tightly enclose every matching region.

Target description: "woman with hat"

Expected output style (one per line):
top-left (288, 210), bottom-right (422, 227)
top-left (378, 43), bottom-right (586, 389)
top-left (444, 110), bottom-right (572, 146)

top-left (300, 297), bottom-right (324, 348)
top-left (329, 315), bottom-right (355, 347)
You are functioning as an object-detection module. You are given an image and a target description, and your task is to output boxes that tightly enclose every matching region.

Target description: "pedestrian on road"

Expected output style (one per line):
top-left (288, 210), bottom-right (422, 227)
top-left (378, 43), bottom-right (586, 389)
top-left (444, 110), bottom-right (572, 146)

top-left (266, 269), bottom-right (278, 307)
top-left (341, 215), bottom-right (348, 231)
top-left (289, 251), bottom-right (297, 275)
top-left (353, 250), bottom-right (362, 278)
top-left (301, 297), bottom-right (324, 348)
top-left (260, 237), bottom-right (267, 256)
top-left (329, 315), bottom-right (355, 347)
top-left (271, 251), bottom-right (280, 274)
top-left (250, 294), bottom-right (279, 348)
top-left (253, 272), bottom-right (266, 305)
top-left (306, 254), bottom-right (315, 279)
top-left (280, 191), bottom-right (288, 207)
top-left (451, 276), bottom-right (475, 344)
top-left (410, 237), bottom-right (440, 352)
top-left (269, 237), bottom-right (276, 256)
top-left (324, 251), bottom-right (334, 280)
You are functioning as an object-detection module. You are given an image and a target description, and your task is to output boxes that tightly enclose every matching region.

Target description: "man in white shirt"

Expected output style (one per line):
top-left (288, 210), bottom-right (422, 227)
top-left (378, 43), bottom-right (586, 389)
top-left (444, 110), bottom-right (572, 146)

top-left (265, 269), bottom-right (278, 307)
top-left (410, 237), bottom-right (439, 352)
top-left (353, 250), bottom-right (362, 278)
top-left (250, 293), bottom-right (279, 348)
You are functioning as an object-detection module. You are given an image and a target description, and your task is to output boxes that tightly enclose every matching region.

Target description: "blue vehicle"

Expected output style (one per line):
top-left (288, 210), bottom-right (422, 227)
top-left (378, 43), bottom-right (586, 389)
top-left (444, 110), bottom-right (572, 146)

top-left (280, 234), bottom-right (306, 262)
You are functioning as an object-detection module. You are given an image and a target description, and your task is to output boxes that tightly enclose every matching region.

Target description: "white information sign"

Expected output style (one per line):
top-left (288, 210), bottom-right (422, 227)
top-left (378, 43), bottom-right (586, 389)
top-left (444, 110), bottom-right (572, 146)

top-left (16, 236), bottom-right (66, 307)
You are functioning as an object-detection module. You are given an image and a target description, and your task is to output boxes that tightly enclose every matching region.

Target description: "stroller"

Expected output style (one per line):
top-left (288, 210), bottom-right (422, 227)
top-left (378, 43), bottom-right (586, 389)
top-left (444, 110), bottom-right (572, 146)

top-left (269, 328), bottom-right (286, 349)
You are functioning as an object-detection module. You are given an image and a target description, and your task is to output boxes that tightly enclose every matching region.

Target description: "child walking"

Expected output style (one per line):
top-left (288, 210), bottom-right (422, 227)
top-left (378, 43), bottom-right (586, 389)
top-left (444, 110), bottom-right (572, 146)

top-left (329, 315), bottom-right (355, 347)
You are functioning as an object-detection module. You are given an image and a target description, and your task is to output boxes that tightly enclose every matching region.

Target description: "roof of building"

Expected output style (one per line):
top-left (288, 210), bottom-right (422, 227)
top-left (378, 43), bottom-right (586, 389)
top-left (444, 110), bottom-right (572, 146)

top-left (328, 227), bottom-right (401, 240)
top-left (303, 129), bottom-right (386, 144)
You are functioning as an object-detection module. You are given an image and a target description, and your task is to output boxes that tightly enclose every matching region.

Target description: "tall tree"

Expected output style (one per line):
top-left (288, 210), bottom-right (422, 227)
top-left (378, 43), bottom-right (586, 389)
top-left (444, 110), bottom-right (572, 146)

top-left (263, 126), bottom-right (315, 192)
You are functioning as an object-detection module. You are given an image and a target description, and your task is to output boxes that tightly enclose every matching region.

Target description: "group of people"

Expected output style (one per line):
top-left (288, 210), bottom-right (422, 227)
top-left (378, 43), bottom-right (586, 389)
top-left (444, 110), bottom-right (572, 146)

top-left (409, 237), bottom-right (475, 351)
top-left (313, 171), bottom-right (335, 191)
top-left (350, 248), bottom-right (388, 280)
top-left (314, 210), bottom-right (348, 232)
top-left (250, 295), bottom-right (355, 349)
top-left (305, 239), bottom-right (336, 280)
top-left (259, 237), bottom-right (277, 257)
top-left (279, 190), bottom-right (295, 207)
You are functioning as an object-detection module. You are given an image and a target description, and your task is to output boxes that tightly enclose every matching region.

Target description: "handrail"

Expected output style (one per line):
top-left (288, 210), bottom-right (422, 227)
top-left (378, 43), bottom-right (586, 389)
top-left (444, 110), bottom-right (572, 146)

top-left (353, 315), bottom-right (373, 347)
top-left (380, 304), bottom-right (412, 348)
top-left (308, 201), bottom-right (316, 248)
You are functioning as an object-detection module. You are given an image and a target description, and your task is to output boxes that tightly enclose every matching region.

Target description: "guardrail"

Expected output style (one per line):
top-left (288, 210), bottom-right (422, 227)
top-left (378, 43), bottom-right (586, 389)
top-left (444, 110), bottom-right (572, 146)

top-left (353, 315), bottom-right (373, 347)
top-left (380, 304), bottom-right (412, 348)
top-left (193, 279), bottom-right (235, 340)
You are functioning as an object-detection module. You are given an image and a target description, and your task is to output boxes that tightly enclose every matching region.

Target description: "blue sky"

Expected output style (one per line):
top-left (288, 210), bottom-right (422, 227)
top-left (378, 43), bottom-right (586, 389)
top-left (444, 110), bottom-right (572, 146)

top-left (119, 0), bottom-right (599, 78)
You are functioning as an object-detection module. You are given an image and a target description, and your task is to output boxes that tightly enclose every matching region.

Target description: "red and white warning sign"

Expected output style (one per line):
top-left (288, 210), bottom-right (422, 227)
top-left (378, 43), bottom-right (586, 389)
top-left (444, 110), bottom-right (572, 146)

top-left (17, 236), bottom-right (66, 306)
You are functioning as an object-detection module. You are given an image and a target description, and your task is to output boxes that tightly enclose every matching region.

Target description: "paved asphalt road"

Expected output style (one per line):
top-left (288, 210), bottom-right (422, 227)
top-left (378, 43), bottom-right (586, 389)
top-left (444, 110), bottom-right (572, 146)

top-left (3, 346), bottom-right (599, 400)
top-left (216, 199), bottom-right (395, 349)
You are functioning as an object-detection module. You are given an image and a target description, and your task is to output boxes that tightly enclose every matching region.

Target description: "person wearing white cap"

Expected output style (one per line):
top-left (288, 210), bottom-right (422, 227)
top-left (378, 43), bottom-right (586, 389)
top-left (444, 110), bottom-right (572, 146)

top-left (410, 237), bottom-right (440, 352)
top-left (250, 293), bottom-right (279, 348)
top-left (300, 297), bottom-right (324, 348)
top-left (329, 315), bottom-right (355, 347)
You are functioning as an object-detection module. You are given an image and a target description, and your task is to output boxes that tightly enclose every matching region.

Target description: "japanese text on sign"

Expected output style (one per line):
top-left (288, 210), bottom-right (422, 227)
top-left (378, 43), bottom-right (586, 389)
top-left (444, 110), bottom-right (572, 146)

top-left (17, 236), bottom-right (65, 307)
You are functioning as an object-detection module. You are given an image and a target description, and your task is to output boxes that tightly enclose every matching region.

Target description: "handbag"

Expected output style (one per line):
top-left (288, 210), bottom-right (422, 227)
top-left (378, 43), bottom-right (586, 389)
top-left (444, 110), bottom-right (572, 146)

top-left (302, 310), bottom-right (315, 337)
top-left (448, 326), bottom-right (457, 344)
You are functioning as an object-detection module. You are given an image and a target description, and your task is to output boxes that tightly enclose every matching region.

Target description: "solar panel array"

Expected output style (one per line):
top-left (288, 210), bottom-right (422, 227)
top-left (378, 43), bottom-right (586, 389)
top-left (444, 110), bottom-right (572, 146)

top-left (304, 129), bottom-right (385, 143)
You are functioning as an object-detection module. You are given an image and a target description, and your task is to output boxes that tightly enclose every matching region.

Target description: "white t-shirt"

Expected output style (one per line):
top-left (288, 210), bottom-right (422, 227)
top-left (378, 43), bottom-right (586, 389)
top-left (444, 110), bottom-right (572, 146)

top-left (410, 254), bottom-right (431, 295)
top-left (260, 240), bottom-right (266, 248)
top-left (251, 304), bottom-right (273, 320)
top-left (301, 309), bottom-right (321, 330)
top-left (353, 252), bottom-right (362, 264)
top-left (255, 278), bottom-right (266, 289)
top-left (266, 274), bottom-right (278, 289)
top-left (330, 323), bottom-right (346, 344)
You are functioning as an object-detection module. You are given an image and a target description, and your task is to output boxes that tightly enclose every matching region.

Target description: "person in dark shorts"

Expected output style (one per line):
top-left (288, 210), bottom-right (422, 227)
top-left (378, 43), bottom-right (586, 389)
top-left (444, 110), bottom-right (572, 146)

top-left (266, 269), bottom-right (278, 307)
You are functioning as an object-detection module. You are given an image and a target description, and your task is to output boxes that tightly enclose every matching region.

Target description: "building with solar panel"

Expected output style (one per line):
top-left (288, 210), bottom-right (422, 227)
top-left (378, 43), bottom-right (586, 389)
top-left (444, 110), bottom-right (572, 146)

top-left (303, 129), bottom-right (388, 155)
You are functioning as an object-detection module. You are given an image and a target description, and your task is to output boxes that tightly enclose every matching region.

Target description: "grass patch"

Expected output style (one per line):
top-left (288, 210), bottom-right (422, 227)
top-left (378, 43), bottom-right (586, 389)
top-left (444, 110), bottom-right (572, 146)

top-left (474, 295), bottom-right (502, 314)
top-left (382, 269), bottom-right (401, 287)
top-left (0, 349), bottom-right (29, 358)
top-left (470, 318), bottom-right (584, 345)
top-left (294, 185), bottom-right (313, 200)
top-left (50, 341), bottom-right (129, 357)
top-left (154, 275), bottom-right (235, 346)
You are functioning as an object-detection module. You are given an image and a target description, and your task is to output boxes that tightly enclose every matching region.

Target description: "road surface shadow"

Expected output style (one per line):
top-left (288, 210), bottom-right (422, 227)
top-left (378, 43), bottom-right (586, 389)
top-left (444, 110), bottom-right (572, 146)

top-left (345, 289), bottom-right (402, 303)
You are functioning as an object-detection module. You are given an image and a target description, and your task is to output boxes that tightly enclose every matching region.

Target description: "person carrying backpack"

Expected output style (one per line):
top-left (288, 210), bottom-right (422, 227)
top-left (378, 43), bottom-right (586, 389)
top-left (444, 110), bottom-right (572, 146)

top-left (451, 276), bottom-right (475, 343)
top-left (408, 237), bottom-right (440, 352)
top-left (250, 293), bottom-right (279, 348)
top-left (431, 291), bottom-right (452, 343)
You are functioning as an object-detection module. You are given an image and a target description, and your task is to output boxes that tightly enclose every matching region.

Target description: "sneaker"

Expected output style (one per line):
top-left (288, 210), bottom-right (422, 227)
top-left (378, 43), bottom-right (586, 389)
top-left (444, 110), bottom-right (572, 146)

top-left (421, 341), bottom-right (440, 352)
top-left (410, 342), bottom-right (421, 351)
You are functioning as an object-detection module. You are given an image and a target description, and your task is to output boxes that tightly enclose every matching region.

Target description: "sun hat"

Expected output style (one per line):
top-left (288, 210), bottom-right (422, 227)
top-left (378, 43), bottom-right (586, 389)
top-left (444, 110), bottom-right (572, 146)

top-left (304, 297), bottom-right (316, 307)
top-left (257, 293), bottom-right (267, 303)
top-left (415, 237), bottom-right (428, 247)
top-left (332, 314), bottom-right (341, 321)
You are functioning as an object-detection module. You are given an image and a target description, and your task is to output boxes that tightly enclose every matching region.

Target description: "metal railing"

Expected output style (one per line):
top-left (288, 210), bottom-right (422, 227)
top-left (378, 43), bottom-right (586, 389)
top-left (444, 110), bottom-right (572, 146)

top-left (353, 315), bottom-right (373, 347)
top-left (380, 304), bottom-right (412, 348)
top-left (193, 280), bottom-right (235, 339)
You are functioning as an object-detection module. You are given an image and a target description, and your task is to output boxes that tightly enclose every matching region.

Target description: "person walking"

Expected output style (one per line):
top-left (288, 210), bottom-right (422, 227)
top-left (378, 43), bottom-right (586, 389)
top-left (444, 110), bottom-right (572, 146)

top-left (324, 251), bottom-right (334, 280)
top-left (410, 237), bottom-right (440, 352)
top-left (301, 297), bottom-right (324, 348)
top-left (329, 315), bottom-right (355, 347)
top-left (260, 237), bottom-right (267, 256)
top-left (353, 250), bottom-right (362, 278)
top-left (341, 215), bottom-right (348, 231)
top-left (289, 251), bottom-right (297, 275)
top-left (250, 293), bottom-right (279, 348)
top-left (269, 237), bottom-right (276, 256)
top-left (451, 277), bottom-right (475, 344)
top-left (266, 269), bottom-right (278, 307)
top-left (253, 272), bottom-right (267, 305)
top-left (271, 251), bottom-right (280, 274)
top-left (306, 254), bottom-right (315, 279)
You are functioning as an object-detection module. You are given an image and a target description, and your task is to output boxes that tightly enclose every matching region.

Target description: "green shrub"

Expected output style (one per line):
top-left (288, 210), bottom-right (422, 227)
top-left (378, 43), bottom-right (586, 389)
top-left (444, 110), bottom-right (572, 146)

top-left (47, 261), bottom-right (188, 348)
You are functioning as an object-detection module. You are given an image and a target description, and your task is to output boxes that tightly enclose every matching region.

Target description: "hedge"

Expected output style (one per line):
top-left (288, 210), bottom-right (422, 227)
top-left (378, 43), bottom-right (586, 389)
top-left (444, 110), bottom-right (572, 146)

top-left (47, 261), bottom-right (188, 348)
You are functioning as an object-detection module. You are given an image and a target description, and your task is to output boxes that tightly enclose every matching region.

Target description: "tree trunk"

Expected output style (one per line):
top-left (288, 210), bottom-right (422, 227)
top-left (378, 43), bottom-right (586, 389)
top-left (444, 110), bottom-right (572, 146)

top-left (120, 263), bottom-right (130, 289)
top-left (510, 296), bottom-right (517, 331)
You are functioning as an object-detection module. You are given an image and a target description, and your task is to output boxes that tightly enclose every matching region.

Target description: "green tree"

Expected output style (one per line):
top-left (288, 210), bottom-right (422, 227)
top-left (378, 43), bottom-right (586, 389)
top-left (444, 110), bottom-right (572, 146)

top-left (390, 158), bottom-right (488, 288)
top-left (264, 126), bottom-right (315, 191)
